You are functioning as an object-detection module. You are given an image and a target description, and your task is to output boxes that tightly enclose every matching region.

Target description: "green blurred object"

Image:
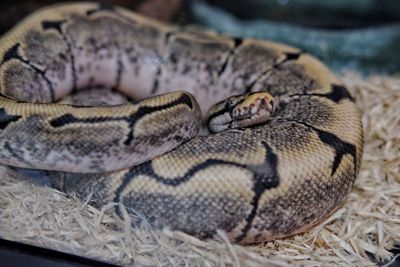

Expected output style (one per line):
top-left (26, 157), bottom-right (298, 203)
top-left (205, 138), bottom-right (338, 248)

top-left (203, 0), bottom-right (400, 28)
top-left (189, 1), bottom-right (400, 74)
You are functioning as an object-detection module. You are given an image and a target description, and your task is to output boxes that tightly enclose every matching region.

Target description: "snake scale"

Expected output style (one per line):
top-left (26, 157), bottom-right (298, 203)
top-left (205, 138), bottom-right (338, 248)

top-left (0, 3), bottom-right (363, 244)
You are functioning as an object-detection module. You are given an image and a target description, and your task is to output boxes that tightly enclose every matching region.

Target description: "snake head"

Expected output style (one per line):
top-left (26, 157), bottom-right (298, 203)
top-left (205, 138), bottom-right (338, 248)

top-left (207, 92), bottom-right (275, 133)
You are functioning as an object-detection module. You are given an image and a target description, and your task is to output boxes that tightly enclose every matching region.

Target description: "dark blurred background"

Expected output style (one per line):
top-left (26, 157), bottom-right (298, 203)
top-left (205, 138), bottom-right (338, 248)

top-left (0, 0), bottom-right (182, 32)
top-left (201, 0), bottom-right (400, 28)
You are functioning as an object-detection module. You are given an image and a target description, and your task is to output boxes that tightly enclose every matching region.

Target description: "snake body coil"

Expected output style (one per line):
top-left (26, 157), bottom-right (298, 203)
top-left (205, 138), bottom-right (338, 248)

top-left (0, 3), bottom-right (363, 244)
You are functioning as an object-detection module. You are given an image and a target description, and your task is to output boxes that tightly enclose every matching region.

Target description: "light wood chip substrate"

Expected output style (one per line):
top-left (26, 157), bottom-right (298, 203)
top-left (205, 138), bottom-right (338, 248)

top-left (0, 72), bottom-right (399, 266)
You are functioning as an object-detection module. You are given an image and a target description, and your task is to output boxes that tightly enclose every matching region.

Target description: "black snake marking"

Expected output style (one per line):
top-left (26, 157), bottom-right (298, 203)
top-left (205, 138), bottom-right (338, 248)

top-left (0, 3), bottom-right (363, 244)
top-left (0, 108), bottom-right (21, 129)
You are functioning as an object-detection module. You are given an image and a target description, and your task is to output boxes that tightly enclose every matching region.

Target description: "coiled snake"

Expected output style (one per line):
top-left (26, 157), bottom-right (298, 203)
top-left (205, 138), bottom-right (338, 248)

top-left (0, 3), bottom-right (363, 244)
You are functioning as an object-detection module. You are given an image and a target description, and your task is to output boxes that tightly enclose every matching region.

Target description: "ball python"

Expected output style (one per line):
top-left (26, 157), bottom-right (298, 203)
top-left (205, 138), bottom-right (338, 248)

top-left (0, 2), bottom-right (363, 244)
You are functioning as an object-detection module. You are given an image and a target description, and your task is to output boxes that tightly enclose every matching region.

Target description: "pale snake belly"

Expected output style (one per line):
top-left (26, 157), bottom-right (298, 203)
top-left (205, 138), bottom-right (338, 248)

top-left (0, 3), bottom-right (363, 244)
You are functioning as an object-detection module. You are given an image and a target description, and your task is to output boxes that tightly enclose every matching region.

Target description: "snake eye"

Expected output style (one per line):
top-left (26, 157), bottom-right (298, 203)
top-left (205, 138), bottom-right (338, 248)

top-left (225, 99), bottom-right (233, 109)
top-left (225, 99), bottom-right (235, 115)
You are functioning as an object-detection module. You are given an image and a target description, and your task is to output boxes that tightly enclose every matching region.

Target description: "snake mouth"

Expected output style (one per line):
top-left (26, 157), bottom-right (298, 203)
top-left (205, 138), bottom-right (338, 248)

top-left (233, 107), bottom-right (274, 127)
